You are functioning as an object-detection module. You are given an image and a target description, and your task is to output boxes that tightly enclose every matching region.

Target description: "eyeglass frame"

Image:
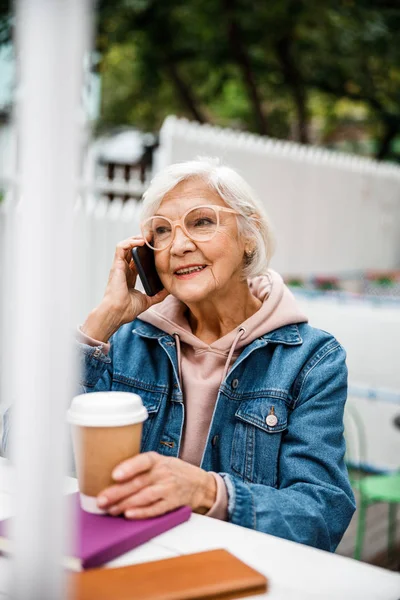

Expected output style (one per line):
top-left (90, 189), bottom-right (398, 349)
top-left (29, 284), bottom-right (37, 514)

top-left (140, 204), bottom-right (241, 251)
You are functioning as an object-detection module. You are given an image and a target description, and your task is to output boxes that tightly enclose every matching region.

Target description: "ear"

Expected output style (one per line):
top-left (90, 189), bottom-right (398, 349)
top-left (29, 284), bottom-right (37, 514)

top-left (244, 234), bottom-right (257, 256)
top-left (243, 215), bottom-right (260, 258)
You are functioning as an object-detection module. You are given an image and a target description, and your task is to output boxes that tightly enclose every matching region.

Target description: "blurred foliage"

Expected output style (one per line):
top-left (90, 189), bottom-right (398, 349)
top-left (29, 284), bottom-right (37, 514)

top-left (95, 0), bottom-right (400, 160)
top-left (0, 0), bottom-right (11, 45)
top-left (1, 0), bottom-right (400, 160)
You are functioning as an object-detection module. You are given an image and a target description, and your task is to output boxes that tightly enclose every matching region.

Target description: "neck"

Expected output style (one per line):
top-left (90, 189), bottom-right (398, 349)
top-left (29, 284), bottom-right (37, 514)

top-left (185, 280), bottom-right (262, 344)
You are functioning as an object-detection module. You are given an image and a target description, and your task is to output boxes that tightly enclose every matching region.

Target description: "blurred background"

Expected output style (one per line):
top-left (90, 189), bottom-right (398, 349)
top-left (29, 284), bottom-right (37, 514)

top-left (0, 0), bottom-right (399, 572)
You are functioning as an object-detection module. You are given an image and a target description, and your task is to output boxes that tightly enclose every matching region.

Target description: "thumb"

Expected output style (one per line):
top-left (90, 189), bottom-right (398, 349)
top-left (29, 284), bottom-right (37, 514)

top-left (148, 287), bottom-right (169, 306)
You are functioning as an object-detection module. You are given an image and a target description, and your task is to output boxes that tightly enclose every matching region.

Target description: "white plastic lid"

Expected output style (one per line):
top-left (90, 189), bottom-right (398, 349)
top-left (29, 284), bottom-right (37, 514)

top-left (67, 392), bottom-right (148, 427)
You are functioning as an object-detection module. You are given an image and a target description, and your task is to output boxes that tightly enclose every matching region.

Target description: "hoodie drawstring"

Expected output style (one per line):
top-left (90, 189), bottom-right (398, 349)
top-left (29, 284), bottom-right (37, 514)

top-left (220, 327), bottom-right (246, 385)
top-left (173, 333), bottom-right (183, 391)
top-left (173, 326), bottom-right (246, 393)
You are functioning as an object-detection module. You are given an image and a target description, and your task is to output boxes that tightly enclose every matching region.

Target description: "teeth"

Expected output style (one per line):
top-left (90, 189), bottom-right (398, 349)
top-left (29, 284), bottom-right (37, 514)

top-left (176, 266), bottom-right (205, 275)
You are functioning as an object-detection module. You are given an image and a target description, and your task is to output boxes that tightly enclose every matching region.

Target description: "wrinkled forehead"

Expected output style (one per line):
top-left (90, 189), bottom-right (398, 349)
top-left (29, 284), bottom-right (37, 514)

top-left (156, 177), bottom-right (228, 219)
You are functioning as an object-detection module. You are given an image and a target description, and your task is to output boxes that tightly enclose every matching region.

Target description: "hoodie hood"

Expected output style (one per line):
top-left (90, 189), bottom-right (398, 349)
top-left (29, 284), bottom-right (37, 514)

top-left (138, 270), bottom-right (307, 352)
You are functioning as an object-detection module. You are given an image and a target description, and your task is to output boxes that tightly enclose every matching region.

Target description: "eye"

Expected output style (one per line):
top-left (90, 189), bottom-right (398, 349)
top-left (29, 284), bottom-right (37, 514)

top-left (155, 226), bottom-right (171, 235)
top-left (194, 217), bottom-right (214, 227)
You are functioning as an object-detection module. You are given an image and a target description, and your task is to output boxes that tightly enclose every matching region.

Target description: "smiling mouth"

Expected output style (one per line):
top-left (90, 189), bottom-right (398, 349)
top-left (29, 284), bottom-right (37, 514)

top-left (174, 265), bottom-right (207, 276)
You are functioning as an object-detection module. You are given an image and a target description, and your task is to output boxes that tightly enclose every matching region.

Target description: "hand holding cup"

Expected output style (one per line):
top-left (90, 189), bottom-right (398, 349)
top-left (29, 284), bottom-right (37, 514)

top-left (96, 452), bottom-right (218, 519)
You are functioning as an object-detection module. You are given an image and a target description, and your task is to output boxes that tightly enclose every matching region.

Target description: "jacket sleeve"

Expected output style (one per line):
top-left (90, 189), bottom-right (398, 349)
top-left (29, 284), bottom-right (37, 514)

top-left (77, 338), bottom-right (114, 393)
top-left (219, 343), bottom-right (356, 552)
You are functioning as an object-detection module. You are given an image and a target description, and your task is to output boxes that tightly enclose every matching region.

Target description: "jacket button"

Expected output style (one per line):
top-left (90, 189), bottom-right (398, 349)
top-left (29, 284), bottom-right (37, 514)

top-left (211, 435), bottom-right (219, 447)
top-left (231, 379), bottom-right (239, 389)
top-left (266, 414), bottom-right (278, 427)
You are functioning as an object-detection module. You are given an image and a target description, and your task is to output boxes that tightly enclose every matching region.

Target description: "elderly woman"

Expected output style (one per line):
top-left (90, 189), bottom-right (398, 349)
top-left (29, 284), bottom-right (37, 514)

top-left (2, 157), bottom-right (355, 550)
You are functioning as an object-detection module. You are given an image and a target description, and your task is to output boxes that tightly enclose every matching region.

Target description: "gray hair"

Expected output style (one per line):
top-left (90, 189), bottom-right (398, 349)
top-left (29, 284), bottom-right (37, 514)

top-left (141, 157), bottom-right (275, 278)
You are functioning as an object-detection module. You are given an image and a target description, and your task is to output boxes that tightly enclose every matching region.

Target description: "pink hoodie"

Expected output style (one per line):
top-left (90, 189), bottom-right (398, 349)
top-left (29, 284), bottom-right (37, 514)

top-left (79, 270), bottom-right (307, 520)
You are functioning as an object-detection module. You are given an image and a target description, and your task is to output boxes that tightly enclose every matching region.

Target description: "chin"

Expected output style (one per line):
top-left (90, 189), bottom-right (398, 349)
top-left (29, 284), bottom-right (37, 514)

top-left (171, 282), bottom-right (212, 304)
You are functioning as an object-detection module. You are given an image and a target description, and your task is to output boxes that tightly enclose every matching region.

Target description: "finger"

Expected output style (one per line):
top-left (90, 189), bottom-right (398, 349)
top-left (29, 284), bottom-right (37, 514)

top-left (112, 451), bottom-right (159, 482)
top-left (108, 484), bottom-right (165, 516)
top-left (147, 287), bottom-right (169, 306)
top-left (97, 471), bottom-right (155, 509)
top-left (114, 237), bottom-right (145, 264)
top-left (115, 236), bottom-right (145, 252)
top-left (124, 499), bottom-right (173, 520)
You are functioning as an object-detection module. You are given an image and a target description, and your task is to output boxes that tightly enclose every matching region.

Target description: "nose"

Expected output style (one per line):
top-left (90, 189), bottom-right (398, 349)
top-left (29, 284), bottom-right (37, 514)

top-left (169, 224), bottom-right (196, 255)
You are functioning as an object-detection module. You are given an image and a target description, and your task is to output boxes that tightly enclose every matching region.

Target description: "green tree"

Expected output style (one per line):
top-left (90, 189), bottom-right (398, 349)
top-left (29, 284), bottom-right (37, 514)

top-left (95, 0), bottom-right (400, 159)
top-left (2, 0), bottom-right (400, 160)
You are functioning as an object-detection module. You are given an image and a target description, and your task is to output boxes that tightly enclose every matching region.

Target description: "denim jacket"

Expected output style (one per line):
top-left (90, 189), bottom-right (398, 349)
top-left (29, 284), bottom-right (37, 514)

top-left (78, 318), bottom-right (355, 551)
top-left (2, 319), bottom-right (355, 551)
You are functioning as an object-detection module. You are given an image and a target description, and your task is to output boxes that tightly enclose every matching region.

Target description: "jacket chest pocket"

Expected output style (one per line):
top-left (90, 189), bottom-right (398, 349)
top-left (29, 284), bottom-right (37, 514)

top-left (112, 377), bottom-right (163, 451)
top-left (231, 396), bottom-right (289, 487)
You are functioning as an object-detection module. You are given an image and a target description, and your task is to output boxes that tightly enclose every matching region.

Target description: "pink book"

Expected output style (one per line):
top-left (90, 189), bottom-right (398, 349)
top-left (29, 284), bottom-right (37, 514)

top-left (0, 492), bottom-right (191, 571)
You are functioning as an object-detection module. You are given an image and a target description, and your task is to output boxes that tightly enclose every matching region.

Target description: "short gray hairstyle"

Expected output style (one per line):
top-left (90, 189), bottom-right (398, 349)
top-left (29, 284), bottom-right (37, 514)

top-left (141, 157), bottom-right (275, 278)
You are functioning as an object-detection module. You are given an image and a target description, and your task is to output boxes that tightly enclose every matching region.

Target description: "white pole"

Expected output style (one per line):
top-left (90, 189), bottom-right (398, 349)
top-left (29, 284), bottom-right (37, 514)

top-left (11, 1), bottom-right (91, 598)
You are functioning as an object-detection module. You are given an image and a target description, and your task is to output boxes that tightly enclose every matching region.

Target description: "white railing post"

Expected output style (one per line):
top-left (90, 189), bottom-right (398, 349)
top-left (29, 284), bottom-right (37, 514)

top-left (10, 1), bottom-right (91, 598)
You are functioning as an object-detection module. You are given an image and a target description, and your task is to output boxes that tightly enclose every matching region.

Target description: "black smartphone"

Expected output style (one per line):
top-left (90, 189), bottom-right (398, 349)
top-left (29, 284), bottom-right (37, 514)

top-left (131, 245), bottom-right (164, 297)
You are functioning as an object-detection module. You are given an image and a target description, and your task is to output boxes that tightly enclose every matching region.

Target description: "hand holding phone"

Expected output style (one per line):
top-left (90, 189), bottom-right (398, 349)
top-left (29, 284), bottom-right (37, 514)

top-left (81, 237), bottom-right (168, 343)
top-left (131, 244), bottom-right (164, 297)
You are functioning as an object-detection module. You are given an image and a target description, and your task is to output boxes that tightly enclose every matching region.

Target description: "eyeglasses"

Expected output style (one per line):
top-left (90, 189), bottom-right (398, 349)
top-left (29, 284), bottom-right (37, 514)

top-left (141, 205), bottom-right (240, 251)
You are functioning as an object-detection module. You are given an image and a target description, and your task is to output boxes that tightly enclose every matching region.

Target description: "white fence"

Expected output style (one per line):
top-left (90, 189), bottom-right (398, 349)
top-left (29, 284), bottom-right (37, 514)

top-left (72, 195), bottom-right (142, 323)
top-left (156, 116), bottom-right (400, 276)
top-left (3, 115), bottom-right (400, 306)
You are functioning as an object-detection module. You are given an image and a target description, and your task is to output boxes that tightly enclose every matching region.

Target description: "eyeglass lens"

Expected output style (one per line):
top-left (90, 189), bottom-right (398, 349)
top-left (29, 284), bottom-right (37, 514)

top-left (143, 206), bottom-right (219, 250)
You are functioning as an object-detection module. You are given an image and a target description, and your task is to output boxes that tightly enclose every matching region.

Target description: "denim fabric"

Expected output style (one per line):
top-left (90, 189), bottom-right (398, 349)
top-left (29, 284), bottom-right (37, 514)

top-left (2, 320), bottom-right (355, 551)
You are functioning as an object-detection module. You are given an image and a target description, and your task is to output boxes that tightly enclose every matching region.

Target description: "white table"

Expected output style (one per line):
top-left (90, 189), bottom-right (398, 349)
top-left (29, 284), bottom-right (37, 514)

top-left (0, 458), bottom-right (399, 599)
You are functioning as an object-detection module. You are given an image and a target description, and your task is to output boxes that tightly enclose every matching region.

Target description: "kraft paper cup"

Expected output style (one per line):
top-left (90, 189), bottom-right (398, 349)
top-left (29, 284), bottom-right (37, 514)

top-left (67, 392), bottom-right (148, 514)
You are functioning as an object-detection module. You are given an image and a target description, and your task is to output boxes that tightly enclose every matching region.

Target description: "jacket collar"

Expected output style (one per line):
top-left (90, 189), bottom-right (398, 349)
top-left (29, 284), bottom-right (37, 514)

top-left (133, 321), bottom-right (303, 346)
top-left (260, 324), bottom-right (303, 345)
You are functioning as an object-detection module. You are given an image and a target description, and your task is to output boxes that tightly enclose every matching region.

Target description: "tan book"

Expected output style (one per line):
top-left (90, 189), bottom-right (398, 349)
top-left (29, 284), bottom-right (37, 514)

top-left (69, 548), bottom-right (268, 599)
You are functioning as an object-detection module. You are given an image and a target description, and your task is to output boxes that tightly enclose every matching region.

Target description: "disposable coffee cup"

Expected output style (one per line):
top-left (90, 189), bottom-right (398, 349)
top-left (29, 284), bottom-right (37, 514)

top-left (67, 391), bottom-right (148, 514)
